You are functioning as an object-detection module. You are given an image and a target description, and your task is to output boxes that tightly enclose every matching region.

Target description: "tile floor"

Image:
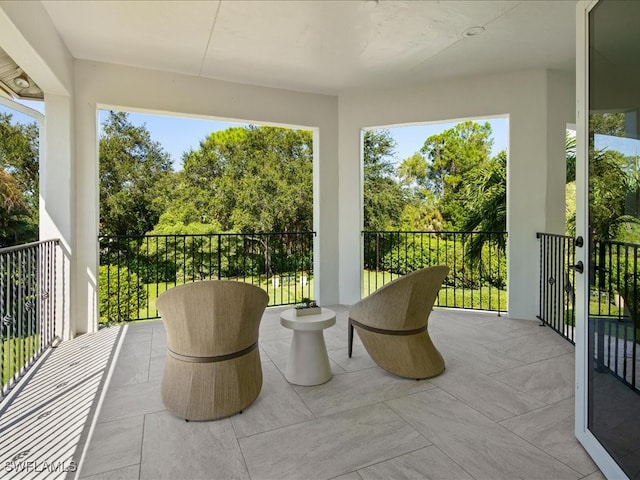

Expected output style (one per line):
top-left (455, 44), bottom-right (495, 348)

top-left (73, 306), bottom-right (604, 480)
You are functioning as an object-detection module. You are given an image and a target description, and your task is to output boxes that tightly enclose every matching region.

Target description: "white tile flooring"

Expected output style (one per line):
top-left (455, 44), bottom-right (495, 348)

top-left (0, 307), bottom-right (606, 480)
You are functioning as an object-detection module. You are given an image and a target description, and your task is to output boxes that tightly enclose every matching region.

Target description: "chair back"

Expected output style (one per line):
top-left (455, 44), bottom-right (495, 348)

top-left (351, 265), bottom-right (449, 331)
top-left (156, 280), bottom-right (269, 358)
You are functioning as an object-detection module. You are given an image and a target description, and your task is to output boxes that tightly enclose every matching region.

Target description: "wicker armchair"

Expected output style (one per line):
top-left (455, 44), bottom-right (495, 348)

top-left (156, 280), bottom-right (268, 421)
top-left (348, 265), bottom-right (449, 379)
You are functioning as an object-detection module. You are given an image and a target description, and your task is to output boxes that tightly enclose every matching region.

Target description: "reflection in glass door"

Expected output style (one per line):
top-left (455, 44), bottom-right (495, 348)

top-left (588, 1), bottom-right (640, 476)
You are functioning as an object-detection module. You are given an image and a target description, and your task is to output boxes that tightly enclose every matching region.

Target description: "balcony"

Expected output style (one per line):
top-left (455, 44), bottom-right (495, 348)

top-left (1, 305), bottom-right (601, 479)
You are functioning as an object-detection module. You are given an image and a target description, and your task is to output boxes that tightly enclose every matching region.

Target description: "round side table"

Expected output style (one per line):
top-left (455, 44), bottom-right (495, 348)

top-left (280, 308), bottom-right (336, 386)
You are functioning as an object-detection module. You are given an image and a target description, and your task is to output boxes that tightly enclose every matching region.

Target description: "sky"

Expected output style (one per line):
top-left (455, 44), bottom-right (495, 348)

top-left (98, 111), bottom-right (510, 170)
top-left (1, 100), bottom-right (509, 170)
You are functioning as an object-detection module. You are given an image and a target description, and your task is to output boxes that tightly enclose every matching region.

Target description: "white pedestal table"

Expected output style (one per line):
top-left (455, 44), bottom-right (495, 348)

top-left (279, 308), bottom-right (336, 386)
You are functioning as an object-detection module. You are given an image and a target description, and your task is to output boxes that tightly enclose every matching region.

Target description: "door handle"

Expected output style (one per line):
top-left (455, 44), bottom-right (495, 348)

top-left (570, 261), bottom-right (584, 274)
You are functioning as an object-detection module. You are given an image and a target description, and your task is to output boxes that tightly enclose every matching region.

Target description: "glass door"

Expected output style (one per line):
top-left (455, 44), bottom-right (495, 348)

top-left (580, 1), bottom-right (640, 477)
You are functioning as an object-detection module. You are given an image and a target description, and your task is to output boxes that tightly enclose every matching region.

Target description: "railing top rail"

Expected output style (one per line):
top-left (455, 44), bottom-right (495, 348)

top-left (536, 232), bottom-right (573, 240)
top-left (593, 237), bottom-right (640, 249)
top-left (99, 231), bottom-right (317, 240)
top-left (0, 238), bottom-right (60, 254)
top-left (536, 232), bottom-right (640, 250)
top-left (361, 230), bottom-right (507, 235)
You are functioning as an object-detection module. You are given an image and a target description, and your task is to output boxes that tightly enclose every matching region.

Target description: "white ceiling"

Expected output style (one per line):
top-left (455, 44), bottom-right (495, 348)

top-left (40, 0), bottom-right (577, 96)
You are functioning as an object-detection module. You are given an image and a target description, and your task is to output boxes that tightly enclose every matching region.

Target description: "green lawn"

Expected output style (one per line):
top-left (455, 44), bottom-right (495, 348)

top-left (2, 334), bottom-right (40, 386)
top-left (129, 275), bottom-right (317, 323)
top-left (565, 292), bottom-right (624, 327)
top-left (103, 270), bottom-right (505, 326)
top-left (363, 270), bottom-right (506, 312)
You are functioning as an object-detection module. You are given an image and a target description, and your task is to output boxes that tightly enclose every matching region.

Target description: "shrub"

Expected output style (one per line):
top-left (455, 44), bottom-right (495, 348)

top-left (380, 236), bottom-right (506, 289)
top-left (99, 265), bottom-right (147, 324)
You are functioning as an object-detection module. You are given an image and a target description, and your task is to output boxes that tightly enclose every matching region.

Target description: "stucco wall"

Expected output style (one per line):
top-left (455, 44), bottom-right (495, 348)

top-left (0, 2), bottom-right (77, 338)
top-left (339, 69), bottom-right (575, 319)
top-left (1, 1), bottom-right (576, 332)
top-left (74, 61), bottom-right (340, 332)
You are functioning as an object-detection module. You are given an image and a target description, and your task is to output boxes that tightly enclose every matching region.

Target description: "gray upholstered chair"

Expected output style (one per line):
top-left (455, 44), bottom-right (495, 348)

top-left (156, 280), bottom-right (269, 421)
top-left (348, 265), bottom-right (449, 379)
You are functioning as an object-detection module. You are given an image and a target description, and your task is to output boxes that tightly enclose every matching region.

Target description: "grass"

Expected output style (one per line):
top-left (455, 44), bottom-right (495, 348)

top-left (362, 270), bottom-right (506, 312)
top-left (2, 334), bottom-right (40, 386)
top-left (565, 292), bottom-right (624, 327)
top-left (562, 292), bottom-right (640, 343)
top-left (125, 275), bottom-right (316, 323)
top-left (102, 270), bottom-right (505, 326)
top-left (437, 286), bottom-right (507, 312)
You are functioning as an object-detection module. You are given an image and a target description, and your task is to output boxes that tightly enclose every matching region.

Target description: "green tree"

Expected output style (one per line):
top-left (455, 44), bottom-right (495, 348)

top-left (0, 113), bottom-right (39, 245)
top-left (420, 121), bottom-right (493, 228)
top-left (0, 169), bottom-right (33, 246)
top-left (397, 152), bottom-right (443, 231)
top-left (363, 129), bottom-right (405, 230)
top-left (590, 112), bottom-right (625, 140)
top-left (589, 148), bottom-right (636, 240)
top-left (99, 111), bottom-right (174, 235)
top-left (572, 113), bottom-right (640, 240)
top-left (170, 125), bottom-right (313, 234)
top-left (152, 126), bottom-right (314, 279)
top-left (459, 151), bottom-right (507, 262)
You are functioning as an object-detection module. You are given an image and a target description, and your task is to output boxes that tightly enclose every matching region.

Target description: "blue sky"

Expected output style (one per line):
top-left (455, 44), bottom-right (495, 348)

top-left (1, 101), bottom-right (509, 169)
top-left (97, 111), bottom-right (509, 169)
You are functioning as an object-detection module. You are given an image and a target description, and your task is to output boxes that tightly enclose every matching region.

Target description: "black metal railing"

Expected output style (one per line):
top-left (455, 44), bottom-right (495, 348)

top-left (1, 239), bottom-right (60, 401)
top-left (537, 232), bottom-right (640, 390)
top-left (536, 232), bottom-right (576, 344)
top-left (98, 232), bottom-right (315, 324)
top-left (590, 238), bottom-right (640, 390)
top-left (362, 231), bottom-right (507, 312)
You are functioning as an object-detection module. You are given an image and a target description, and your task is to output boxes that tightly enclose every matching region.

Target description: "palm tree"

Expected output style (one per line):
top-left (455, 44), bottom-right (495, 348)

top-left (459, 151), bottom-right (507, 264)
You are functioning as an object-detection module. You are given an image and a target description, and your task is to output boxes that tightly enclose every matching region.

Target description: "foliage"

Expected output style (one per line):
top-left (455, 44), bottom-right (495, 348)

top-left (99, 111), bottom-right (175, 235)
top-left (98, 265), bottom-right (148, 324)
top-left (590, 112), bottom-right (625, 140)
top-left (583, 113), bottom-right (640, 241)
top-left (0, 169), bottom-right (35, 246)
top-left (398, 202), bottom-right (444, 232)
top-left (0, 113), bottom-right (39, 246)
top-left (376, 235), bottom-right (506, 289)
top-left (589, 148), bottom-right (638, 240)
top-left (397, 152), bottom-right (444, 231)
top-left (459, 151), bottom-right (507, 263)
top-left (147, 125), bottom-right (314, 279)
top-left (619, 272), bottom-right (640, 324)
top-left (173, 126), bottom-right (313, 234)
top-left (420, 121), bottom-right (493, 228)
top-left (363, 129), bottom-right (406, 230)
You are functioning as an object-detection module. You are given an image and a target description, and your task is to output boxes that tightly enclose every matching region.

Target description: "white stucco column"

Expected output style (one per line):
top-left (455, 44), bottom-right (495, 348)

top-left (337, 123), bottom-right (364, 305)
top-left (507, 70), bottom-right (574, 320)
top-left (0, 2), bottom-right (76, 339)
top-left (41, 95), bottom-right (76, 339)
top-left (312, 127), bottom-right (341, 307)
top-left (74, 96), bottom-right (100, 335)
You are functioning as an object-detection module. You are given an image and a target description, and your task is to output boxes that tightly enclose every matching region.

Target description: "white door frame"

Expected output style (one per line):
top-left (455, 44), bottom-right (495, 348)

top-left (575, 2), bottom-right (631, 477)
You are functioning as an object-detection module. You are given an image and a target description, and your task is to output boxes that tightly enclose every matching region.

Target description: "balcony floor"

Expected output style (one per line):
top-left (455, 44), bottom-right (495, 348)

top-left (2, 307), bottom-right (605, 479)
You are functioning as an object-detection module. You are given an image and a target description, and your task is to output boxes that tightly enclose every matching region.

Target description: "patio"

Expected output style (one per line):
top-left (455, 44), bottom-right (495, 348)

top-left (1, 307), bottom-right (602, 480)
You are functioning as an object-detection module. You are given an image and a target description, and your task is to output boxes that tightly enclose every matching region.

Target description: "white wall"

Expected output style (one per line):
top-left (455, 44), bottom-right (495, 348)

top-left (338, 69), bottom-right (575, 320)
top-left (74, 61), bottom-right (340, 332)
top-left (1, 0), bottom-right (576, 332)
top-left (0, 2), bottom-right (76, 339)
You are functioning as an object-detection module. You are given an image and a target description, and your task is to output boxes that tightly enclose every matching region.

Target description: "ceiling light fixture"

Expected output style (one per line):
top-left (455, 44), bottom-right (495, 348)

top-left (463, 26), bottom-right (485, 38)
top-left (13, 74), bottom-right (30, 89)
